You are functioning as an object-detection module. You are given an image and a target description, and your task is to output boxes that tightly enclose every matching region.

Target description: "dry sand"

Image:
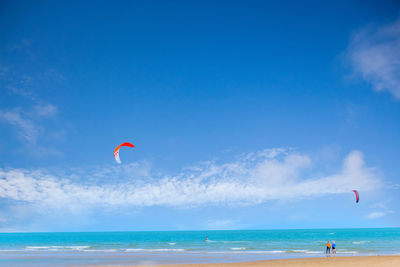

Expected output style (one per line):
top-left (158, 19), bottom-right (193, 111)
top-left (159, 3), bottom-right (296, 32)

top-left (132, 255), bottom-right (400, 267)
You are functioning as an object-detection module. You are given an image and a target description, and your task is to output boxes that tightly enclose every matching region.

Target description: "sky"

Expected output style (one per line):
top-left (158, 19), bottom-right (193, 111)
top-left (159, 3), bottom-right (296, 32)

top-left (0, 0), bottom-right (400, 232)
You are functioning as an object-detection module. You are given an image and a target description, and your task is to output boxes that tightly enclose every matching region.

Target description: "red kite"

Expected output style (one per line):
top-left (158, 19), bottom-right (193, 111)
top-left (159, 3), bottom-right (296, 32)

top-left (114, 142), bottom-right (134, 163)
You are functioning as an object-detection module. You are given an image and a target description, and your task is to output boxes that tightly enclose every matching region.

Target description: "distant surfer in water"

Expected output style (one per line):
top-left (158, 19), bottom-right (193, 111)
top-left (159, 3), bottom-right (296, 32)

top-left (205, 237), bottom-right (208, 242)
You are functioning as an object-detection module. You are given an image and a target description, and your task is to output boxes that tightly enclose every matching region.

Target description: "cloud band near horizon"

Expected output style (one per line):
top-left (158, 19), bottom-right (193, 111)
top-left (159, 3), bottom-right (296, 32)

top-left (0, 149), bottom-right (381, 209)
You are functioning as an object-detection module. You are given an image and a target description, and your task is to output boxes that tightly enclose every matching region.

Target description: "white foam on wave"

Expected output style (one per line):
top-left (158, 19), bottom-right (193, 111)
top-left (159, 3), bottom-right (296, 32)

top-left (246, 250), bottom-right (285, 254)
top-left (65, 246), bottom-right (91, 250)
top-left (290, 250), bottom-right (309, 253)
top-left (305, 251), bottom-right (323, 254)
top-left (25, 246), bottom-right (91, 251)
top-left (168, 243), bottom-right (176, 245)
top-left (83, 249), bottom-right (118, 252)
top-left (207, 240), bottom-right (248, 243)
top-left (125, 248), bottom-right (185, 252)
top-left (352, 241), bottom-right (370, 244)
top-left (338, 251), bottom-right (359, 254)
top-left (265, 250), bottom-right (285, 253)
top-left (25, 246), bottom-right (50, 250)
top-left (230, 247), bottom-right (246, 250)
top-left (153, 248), bottom-right (185, 252)
top-left (206, 250), bottom-right (285, 254)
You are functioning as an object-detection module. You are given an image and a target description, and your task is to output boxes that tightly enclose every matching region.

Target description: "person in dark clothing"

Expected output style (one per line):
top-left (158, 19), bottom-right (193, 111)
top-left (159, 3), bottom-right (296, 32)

top-left (326, 241), bottom-right (331, 254)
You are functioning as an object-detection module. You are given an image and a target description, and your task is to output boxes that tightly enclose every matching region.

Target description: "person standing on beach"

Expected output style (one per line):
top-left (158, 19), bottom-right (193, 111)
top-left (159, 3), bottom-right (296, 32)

top-left (326, 241), bottom-right (331, 255)
top-left (332, 240), bottom-right (336, 255)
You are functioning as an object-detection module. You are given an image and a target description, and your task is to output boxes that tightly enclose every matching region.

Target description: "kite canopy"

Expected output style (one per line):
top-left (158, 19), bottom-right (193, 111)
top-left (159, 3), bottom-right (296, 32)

top-left (353, 190), bottom-right (359, 203)
top-left (114, 142), bottom-right (135, 164)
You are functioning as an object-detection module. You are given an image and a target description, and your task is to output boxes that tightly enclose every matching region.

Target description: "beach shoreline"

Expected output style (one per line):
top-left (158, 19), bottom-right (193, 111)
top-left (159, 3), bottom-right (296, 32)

top-left (128, 255), bottom-right (400, 267)
top-left (2, 229), bottom-right (400, 266)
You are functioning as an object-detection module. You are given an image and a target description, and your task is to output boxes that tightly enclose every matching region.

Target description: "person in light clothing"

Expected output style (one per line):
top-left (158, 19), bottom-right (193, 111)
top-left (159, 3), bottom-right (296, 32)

top-left (332, 240), bottom-right (336, 255)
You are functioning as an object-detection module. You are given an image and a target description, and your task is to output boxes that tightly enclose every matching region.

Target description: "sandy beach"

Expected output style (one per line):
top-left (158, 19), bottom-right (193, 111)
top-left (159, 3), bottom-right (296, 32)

top-left (136, 256), bottom-right (400, 267)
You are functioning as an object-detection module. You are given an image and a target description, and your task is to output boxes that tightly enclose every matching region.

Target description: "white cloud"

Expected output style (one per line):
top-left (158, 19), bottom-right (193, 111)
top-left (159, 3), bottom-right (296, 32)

top-left (0, 41), bottom-right (64, 152)
top-left (388, 183), bottom-right (400, 190)
top-left (371, 201), bottom-right (390, 210)
top-left (0, 109), bottom-right (39, 143)
top-left (366, 211), bottom-right (386, 219)
top-left (0, 104), bottom-right (58, 144)
top-left (0, 149), bottom-right (381, 209)
top-left (32, 104), bottom-right (57, 118)
top-left (365, 201), bottom-right (395, 219)
top-left (348, 18), bottom-right (400, 99)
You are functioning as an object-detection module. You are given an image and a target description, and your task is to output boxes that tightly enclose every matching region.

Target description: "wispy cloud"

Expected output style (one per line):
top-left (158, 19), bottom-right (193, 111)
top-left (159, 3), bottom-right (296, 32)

top-left (7, 39), bottom-right (32, 53)
top-left (0, 149), bottom-right (381, 209)
top-left (0, 104), bottom-right (58, 144)
top-left (0, 109), bottom-right (39, 143)
top-left (32, 104), bottom-right (57, 118)
top-left (366, 211), bottom-right (386, 219)
top-left (365, 201), bottom-right (394, 220)
top-left (0, 39), bottom-right (65, 157)
top-left (348, 18), bottom-right (400, 99)
top-left (387, 182), bottom-right (400, 190)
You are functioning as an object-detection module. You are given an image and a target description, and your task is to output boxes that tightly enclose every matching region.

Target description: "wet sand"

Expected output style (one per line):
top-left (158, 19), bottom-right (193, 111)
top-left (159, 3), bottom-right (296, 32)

top-left (131, 255), bottom-right (400, 267)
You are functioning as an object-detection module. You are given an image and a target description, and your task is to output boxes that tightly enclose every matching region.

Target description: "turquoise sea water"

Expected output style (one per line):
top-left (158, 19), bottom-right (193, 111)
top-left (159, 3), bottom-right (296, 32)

top-left (0, 228), bottom-right (399, 266)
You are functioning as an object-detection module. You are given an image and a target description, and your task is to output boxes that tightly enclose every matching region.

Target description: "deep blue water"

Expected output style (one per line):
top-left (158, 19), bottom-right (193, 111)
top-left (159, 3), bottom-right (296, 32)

top-left (0, 228), bottom-right (399, 266)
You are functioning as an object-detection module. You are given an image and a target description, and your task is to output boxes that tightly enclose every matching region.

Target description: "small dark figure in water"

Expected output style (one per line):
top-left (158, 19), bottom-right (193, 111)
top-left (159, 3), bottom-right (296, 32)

top-left (205, 237), bottom-right (208, 242)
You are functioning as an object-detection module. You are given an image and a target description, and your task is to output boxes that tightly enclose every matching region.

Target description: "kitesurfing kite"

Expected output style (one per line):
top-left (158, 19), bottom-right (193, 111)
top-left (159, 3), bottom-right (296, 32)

top-left (114, 142), bottom-right (134, 164)
top-left (353, 190), bottom-right (359, 203)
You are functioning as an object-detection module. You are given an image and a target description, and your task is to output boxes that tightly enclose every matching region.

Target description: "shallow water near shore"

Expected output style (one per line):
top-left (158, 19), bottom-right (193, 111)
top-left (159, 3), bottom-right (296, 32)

top-left (0, 228), bottom-right (399, 266)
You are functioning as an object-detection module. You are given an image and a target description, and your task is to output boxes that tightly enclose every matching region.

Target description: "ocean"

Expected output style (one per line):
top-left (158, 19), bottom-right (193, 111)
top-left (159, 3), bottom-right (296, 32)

top-left (0, 228), bottom-right (399, 266)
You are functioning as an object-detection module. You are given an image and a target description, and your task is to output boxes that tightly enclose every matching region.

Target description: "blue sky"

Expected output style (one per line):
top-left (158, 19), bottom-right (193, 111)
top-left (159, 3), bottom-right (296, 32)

top-left (0, 0), bottom-right (400, 232)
